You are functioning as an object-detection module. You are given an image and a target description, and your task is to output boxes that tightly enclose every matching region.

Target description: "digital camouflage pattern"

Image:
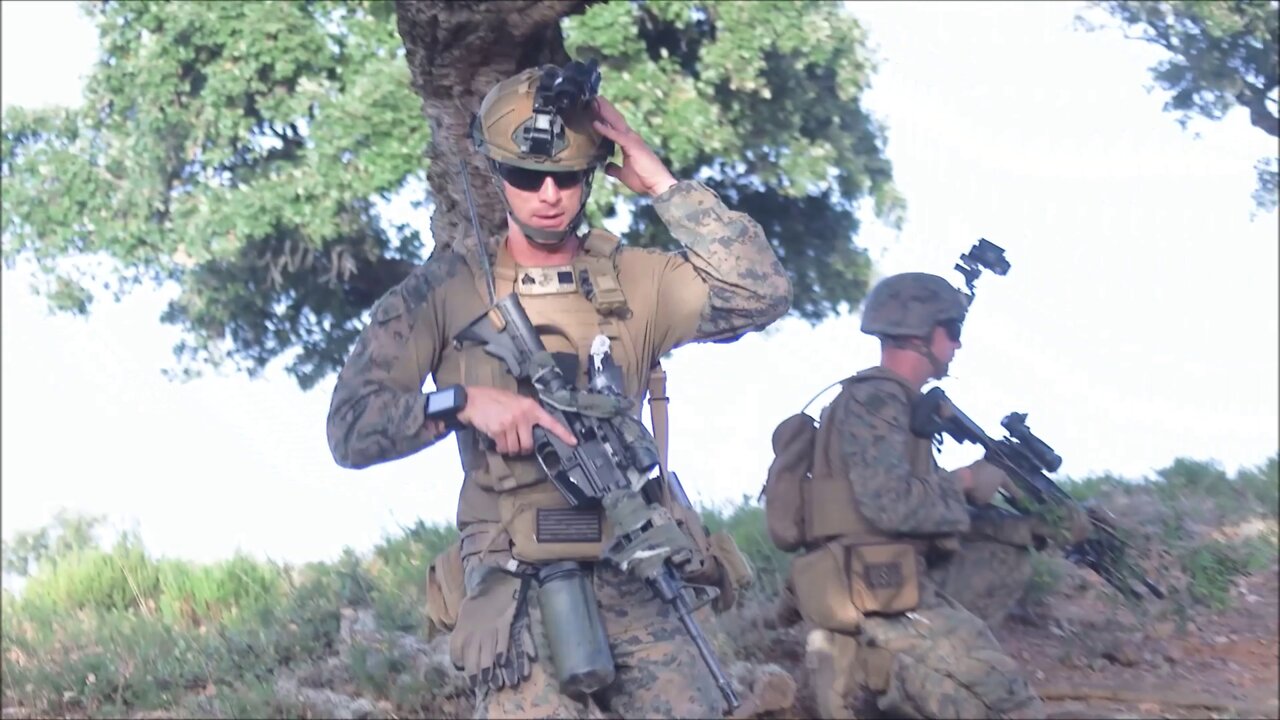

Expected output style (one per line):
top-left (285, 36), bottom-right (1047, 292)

top-left (859, 272), bottom-right (967, 339)
top-left (651, 181), bottom-right (791, 342)
top-left (856, 592), bottom-right (1043, 720)
top-left (325, 253), bottom-right (470, 469)
top-left (927, 539), bottom-right (1034, 629)
top-left (475, 565), bottom-right (725, 719)
top-left (832, 377), bottom-right (972, 537)
top-left (803, 370), bottom-right (1042, 719)
top-left (326, 178), bottom-right (789, 716)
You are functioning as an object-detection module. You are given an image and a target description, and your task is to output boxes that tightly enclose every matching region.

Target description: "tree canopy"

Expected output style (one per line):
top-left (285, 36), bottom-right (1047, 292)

top-left (2, 510), bottom-right (105, 578)
top-left (1, 0), bottom-right (900, 390)
top-left (1079, 0), bottom-right (1279, 213)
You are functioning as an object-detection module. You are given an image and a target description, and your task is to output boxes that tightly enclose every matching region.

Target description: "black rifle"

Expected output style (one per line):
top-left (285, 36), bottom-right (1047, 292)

top-left (912, 388), bottom-right (1165, 601)
top-left (455, 295), bottom-right (741, 711)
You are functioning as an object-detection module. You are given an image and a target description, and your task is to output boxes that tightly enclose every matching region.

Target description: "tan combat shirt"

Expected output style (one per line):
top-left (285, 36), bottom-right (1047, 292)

top-left (325, 180), bottom-right (791, 554)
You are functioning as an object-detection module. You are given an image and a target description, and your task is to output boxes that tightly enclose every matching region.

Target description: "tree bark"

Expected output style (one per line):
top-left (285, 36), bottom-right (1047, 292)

top-left (394, 0), bottom-right (595, 270)
top-left (1236, 86), bottom-right (1279, 138)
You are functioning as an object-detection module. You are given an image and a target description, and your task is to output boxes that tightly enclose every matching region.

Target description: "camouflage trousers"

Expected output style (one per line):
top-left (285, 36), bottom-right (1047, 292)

top-left (806, 540), bottom-right (1043, 720)
top-left (474, 562), bottom-right (725, 720)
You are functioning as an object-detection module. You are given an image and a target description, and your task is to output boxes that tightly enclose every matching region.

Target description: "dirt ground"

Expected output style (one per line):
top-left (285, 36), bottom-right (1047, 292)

top-left (727, 555), bottom-right (1279, 720)
top-left (996, 560), bottom-right (1279, 720)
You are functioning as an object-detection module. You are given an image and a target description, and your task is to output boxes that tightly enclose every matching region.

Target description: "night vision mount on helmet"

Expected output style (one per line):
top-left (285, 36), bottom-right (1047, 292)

top-left (520, 59), bottom-right (615, 161)
top-left (954, 238), bottom-right (1010, 306)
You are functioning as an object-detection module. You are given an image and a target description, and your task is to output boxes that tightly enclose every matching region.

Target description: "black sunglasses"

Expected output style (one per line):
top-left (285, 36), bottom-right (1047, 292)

top-left (939, 319), bottom-right (963, 342)
top-left (496, 163), bottom-right (588, 192)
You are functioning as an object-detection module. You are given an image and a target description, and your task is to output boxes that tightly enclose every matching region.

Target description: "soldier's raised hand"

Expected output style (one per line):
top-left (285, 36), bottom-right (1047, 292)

top-left (457, 385), bottom-right (577, 455)
top-left (591, 96), bottom-right (678, 198)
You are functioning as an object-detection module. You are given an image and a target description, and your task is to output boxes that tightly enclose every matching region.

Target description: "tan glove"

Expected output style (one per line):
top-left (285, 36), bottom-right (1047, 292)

top-left (962, 459), bottom-right (1015, 505)
top-left (425, 540), bottom-right (465, 634)
top-left (448, 567), bottom-right (536, 691)
top-left (1030, 503), bottom-right (1092, 547)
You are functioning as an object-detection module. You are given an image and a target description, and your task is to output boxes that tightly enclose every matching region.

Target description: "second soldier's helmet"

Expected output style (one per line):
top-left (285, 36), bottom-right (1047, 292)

top-left (860, 272), bottom-right (968, 339)
top-left (471, 64), bottom-right (612, 172)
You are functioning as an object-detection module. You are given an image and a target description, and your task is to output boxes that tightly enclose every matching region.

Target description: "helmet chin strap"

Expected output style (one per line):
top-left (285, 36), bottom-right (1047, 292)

top-left (487, 161), bottom-right (597, 248)
top-left (888, 336), bottom-right (949, 380)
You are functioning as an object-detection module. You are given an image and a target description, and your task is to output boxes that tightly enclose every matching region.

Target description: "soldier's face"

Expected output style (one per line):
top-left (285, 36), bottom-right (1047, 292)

top-left (498, 165), bottom-right (587, 234)
top-left (928, 323), bottom-right (962, 378)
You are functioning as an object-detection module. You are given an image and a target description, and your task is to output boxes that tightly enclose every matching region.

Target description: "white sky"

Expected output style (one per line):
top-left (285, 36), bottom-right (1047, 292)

top-left (2, 1), bottom-right (1277, 582)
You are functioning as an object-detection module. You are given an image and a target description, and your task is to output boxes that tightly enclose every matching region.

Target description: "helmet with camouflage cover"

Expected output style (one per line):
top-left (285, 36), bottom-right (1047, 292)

top-left (860, 272), bottom-right (968, 339)
top-left (470, 62), bottom-right (613, 245)
top-left (471, 66), bottom-right (612, 172)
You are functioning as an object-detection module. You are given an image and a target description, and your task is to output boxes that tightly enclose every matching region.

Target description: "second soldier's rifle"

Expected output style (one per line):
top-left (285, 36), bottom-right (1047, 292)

top-left (911, 388), bottom-right (1165, 601)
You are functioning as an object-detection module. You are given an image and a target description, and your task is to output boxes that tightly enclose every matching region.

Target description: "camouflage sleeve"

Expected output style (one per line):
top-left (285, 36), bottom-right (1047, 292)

top-left (833, 382), bottom-right (972, 536)
top-left (325, 266), bottom-right (450, 469)
top-left (650, 180), bottom-right (792, 350)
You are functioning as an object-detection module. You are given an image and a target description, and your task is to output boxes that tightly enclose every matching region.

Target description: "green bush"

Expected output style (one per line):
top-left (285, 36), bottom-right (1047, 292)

top-left (4, 453), bottom-right (1277, 718)
top-left (2, 604), bottom-right (227, 716)
top-left (1179, 534), bottom-right (1277, 610)
top-left (18, 534), bottom-right (160, 616)
top-left (1023, 550), bottom-right (1063, 608)
top-left (1235, 455), bottom-right (1279, 516)
top-left (1060, 472), bottom-right (1126, 502)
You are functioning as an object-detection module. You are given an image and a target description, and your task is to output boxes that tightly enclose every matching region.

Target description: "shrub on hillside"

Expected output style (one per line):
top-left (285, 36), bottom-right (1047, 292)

top-left (2, 454), bottom-right (1276, 718)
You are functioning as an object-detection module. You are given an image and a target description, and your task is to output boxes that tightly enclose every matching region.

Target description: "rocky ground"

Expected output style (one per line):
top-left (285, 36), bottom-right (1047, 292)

top-left (999, 557), bottom-right (1279, 720)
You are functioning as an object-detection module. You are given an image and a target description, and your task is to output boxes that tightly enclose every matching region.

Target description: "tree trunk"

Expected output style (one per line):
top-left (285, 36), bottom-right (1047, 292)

top-left (394, 0), bottom-right (594, 271)
top-left (1236, 86), bottom-right (1279, 138)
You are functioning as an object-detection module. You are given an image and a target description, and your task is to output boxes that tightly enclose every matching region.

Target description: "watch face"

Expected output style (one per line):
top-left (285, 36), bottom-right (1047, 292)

top-left (427, 387), bottom-right (458, 415)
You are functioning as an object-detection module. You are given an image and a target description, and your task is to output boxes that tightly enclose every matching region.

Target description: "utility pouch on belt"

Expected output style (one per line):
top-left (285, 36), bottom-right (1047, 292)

top-left (707, 529), bottom-right (753, 612)
top-left (789, 539), bottom-right (920, 632)
top-left (664, 484), bottom-right (716, 577)
top-left (501, 482), bottom-right (608, 563)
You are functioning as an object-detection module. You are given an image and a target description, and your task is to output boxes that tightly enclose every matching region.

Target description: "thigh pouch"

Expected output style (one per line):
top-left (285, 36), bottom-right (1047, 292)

top-left (789, 538), bottom-right (921, 632)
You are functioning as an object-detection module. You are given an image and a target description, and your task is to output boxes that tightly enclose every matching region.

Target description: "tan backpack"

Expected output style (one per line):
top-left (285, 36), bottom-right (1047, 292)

top-left (762, 413), bottom-right (819, 552)
top-left (761, 379), bottom-right (846, 552)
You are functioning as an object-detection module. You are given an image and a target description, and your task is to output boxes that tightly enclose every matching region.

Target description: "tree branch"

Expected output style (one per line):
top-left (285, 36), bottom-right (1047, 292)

top-left (342, 254), bottom-right (419, 309)
top-left (1236, 86), bottom-right (1280, 137)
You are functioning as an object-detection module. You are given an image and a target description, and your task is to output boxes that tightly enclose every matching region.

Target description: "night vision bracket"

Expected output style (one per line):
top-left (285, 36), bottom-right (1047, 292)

top-left (517, 59), bottom-right (604, 158)
top-left (955, 237), bottom-right (1011, 304)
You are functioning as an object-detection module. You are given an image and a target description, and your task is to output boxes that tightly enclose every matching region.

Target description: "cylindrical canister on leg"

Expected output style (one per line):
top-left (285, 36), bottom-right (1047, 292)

top-left (536, 561), bottom-right (616, 696)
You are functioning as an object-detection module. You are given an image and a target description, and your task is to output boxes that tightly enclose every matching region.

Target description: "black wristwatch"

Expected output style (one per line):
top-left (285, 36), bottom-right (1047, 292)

top-left (424, 385), bottom-right (468, 430)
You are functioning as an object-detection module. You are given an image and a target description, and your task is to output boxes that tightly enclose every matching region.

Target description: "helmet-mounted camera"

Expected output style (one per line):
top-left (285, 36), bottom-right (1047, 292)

top-left (954, 238), bottom-right (1010, 304)
top-left (517, 59), bottom-right (606, 158)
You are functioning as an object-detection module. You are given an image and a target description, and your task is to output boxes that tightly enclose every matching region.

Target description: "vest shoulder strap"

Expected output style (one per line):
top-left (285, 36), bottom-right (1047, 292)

top-left (646, 362), bottom-right (670, 475)
top-left (576, 228), bottom-right (629, 317)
